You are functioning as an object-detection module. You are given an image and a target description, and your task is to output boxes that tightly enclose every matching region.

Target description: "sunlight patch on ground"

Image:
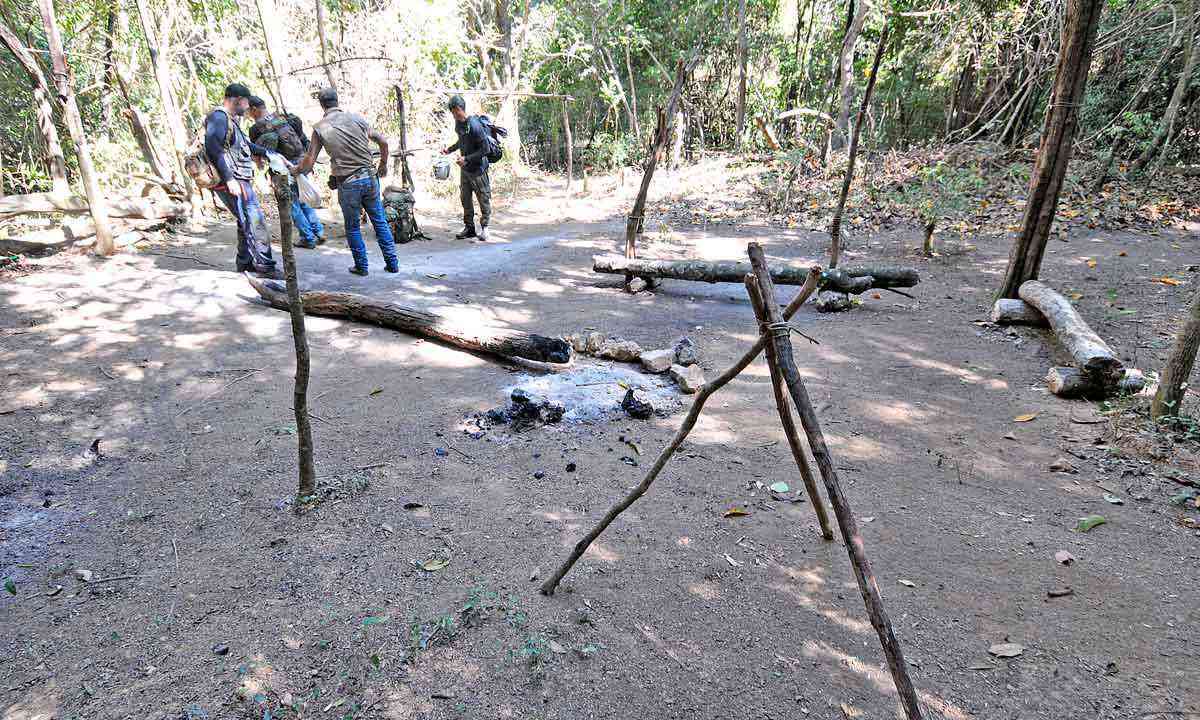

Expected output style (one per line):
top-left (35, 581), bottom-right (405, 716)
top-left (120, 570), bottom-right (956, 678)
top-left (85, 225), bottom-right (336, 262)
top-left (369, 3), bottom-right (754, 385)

top-left (1, 682), bottom-right (60, 720)
top-left (517, 277), bottom-right (565, 295)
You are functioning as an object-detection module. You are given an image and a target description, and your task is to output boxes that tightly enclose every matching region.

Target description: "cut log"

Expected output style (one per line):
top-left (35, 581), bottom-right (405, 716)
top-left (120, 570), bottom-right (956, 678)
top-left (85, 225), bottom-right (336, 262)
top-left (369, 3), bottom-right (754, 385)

top-left (1020, 280), bottom-right (1124, 389)
top-left (1048, 366), bottom-right (1146, 399)
top-left (593, 255), bottom-right (919, 291)
top-left (991, 298), bottom-right (1049, 326)
top-left (246, 276), bottom-right (571, 364)
top-left (0, 192), bottom-right (187, 221)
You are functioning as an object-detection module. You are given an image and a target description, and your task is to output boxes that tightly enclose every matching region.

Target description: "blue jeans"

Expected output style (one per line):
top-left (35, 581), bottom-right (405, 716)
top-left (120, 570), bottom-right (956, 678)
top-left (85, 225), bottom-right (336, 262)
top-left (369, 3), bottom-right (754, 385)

top-left (216, 178), bottom-right (274, 271)
top-left (290, 197), bottom-right (324, 244)
top-left (337, 176), bottom-right (397, 270)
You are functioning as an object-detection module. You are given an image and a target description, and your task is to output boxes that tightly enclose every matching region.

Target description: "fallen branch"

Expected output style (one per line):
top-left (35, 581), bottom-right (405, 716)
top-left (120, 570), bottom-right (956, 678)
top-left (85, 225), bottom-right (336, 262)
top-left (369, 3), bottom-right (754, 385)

top-left (593, 255), bottom-right (918, 292)
top-left (991, 298), bottom-right (1049, 326)
top-left (0, 192), bottom-right (187, 221)
top-left (247, 275), bottom-right (571, 364)
top-left (1019, 280), bottom-right (1124, 391)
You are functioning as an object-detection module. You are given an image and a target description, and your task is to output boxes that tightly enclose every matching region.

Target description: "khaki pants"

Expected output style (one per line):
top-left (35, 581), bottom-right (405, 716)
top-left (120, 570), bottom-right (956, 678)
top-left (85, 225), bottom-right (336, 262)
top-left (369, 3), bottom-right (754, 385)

top-left (460, 168), bottom-right (491, 230)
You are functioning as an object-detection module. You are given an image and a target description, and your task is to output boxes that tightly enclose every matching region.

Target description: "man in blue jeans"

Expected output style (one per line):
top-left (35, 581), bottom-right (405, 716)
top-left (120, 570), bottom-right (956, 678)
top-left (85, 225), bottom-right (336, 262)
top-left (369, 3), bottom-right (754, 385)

top-left (291, 199), bottom-right (325, 248)
top-left (291, 87), bottom-right (397, 276)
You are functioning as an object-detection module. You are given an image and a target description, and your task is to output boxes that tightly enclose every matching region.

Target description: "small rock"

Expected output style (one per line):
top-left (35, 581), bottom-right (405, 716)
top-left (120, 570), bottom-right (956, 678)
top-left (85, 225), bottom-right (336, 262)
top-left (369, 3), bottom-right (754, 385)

top-left (584, 332), bottom-right (606, 354)
top-left (76, 569), bottom-right (93, 583)
top-left (565, 462), bottom-right (576, 472)
top-left (628, 277), bottom-right (649, 293)
top-left (673, 337), bottom-right (698, 366)
top-left (987, 642), bottom-right (1024, 658)
top-left (1048, 457), bottom-right (1077, 474)
top-left (212, 643), bottom-right (230, 656)
top-left (548, 640), bottom-right (568, 654)
top-left (597, 339), bottom-right (643, 362)
top-left (670, 364), bottom-right (706, 394)
top-left (1054, 550), bottom-right (1075, 565)
top-left (621, 388), bottom-right (654, 419)
top-left (815, 290), bottom-right (852, 313)
top-left (533, 471), bottom-right (545, 480)
top-left (639, 348), bottom-right (675, 374)
top-left (565, 334), bottom-right (587, 353)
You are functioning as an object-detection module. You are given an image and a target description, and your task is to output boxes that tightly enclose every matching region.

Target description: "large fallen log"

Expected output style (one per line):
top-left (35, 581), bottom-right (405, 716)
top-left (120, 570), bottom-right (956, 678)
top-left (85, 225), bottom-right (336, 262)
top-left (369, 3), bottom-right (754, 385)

top-left (991, 298), bottom-right (1049, 326)
top-left (246, 275), bottom-right (571, 364)
top-left (592, 255), bottom-right (919, 292)
top-left (0, 192), bottom-right (187, 221)
top-left (1019, 280), bottom-right (1124, 390)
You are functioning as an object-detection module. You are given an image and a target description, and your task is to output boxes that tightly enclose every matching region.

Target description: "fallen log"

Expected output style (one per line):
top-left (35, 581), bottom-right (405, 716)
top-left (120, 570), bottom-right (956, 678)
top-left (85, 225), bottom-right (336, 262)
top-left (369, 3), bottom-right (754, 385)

top-left (1047, 366), bottom-right (1147, 399)
top-left (246, 275), bottom-right (571, 364)
top-left (1019, 280), bottom-right (1124, 389)
top-left (592, 255), bottom-right (919, 292)
top-left (992, 298), bottom-right (1049, 326)
top-left (0, 192), bottom-right (187, 221)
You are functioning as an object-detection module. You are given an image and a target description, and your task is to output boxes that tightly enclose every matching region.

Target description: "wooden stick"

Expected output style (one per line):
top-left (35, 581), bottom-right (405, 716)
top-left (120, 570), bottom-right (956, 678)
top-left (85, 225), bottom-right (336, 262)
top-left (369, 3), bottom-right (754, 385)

top-left (539, 267), bottom-right (823, 596)
top-left (747, 242), bottom-right (923, 720)
top-left (744, 277), bottom-right (834, 541)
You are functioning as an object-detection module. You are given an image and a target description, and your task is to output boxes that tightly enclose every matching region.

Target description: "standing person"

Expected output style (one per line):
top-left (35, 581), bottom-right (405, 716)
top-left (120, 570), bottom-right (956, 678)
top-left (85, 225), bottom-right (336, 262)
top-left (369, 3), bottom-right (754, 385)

top-left (291, 87), bottom-right (397, 276)
top-left (441, 95), bottom-right (492, 241)
top-left (204, 83), bottom-right (278, 277)
top-left (246, 96), bottom-right (326, 250)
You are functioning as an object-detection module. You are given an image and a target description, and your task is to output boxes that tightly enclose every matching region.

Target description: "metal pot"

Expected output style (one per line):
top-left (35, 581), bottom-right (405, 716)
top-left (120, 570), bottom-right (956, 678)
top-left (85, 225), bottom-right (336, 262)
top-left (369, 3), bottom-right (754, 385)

top-left (432, 158), bottom-right (451, 181)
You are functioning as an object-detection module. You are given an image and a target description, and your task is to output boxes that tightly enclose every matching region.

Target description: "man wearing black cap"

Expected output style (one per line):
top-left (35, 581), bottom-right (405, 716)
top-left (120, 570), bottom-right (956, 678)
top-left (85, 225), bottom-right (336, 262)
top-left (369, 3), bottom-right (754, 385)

top-left (204, 83), bottom-right (278, 277)
top-left (291, 87), bottom-right (397, 276)
top-left (441, 94), bottom-right (492, 241)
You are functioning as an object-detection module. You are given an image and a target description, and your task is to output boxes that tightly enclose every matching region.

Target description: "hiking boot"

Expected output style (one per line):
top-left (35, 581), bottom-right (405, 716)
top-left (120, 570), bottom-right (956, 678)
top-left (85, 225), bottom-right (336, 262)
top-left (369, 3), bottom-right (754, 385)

top-left (296, 240), bottom-right (318, 249)
top-left (384, 264), bottom-right (400, 273)
top-left (455, 227), bottom-right (477, 240)
top-left (315, 235), bottom-right (327, 245)
top-left (348, 266), bottom-right (368, 277)
top-left (477, 226), bottom-right (489, 242)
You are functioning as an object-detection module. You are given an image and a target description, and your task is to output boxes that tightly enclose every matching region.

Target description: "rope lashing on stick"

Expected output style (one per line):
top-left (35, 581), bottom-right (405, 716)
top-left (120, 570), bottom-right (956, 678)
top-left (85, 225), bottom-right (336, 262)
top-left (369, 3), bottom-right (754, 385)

top-left (765, 320), bottom-right (820, 345)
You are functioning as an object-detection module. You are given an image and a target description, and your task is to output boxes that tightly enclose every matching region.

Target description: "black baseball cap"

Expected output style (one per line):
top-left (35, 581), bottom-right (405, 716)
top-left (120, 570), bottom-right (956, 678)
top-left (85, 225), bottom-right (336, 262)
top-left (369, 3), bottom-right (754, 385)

top-left (224, 83), bottom-right (252, 99)
top-left (317, 87), bottom-right (338, 109)
top-left (448, 94), bottom-right (466, 111)
top-left (247, 95), bottom-right (266, 109)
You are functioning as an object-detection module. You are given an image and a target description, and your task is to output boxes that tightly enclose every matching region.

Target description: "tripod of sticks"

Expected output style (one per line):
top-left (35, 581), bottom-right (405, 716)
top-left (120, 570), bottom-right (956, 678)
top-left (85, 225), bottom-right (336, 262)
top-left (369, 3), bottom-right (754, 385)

top-left (539, 242), bottom-right (924, 720)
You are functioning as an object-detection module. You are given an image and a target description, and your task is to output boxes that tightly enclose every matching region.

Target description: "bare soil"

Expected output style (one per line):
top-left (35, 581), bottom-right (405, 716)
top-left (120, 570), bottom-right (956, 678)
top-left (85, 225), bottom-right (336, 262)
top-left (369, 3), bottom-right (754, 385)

top-left (2, 161), bottom-right (1198, 720)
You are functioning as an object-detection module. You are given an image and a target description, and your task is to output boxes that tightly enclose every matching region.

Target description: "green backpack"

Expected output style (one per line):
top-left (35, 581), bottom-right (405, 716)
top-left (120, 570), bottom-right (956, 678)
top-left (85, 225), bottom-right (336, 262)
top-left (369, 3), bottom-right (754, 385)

top-left (382, 186), bottom-right (426, 244)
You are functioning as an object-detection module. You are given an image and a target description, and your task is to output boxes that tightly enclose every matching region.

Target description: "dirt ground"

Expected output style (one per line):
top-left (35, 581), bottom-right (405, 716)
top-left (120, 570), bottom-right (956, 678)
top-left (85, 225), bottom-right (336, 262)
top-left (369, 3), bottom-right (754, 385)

top-left (2, 160), bottom-right (1198, 720)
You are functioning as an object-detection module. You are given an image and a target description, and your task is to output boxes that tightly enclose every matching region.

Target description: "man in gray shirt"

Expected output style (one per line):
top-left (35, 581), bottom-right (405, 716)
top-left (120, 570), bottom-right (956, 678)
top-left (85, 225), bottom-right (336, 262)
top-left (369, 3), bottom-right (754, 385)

top-left (291, 88), bottom-right (397, 276)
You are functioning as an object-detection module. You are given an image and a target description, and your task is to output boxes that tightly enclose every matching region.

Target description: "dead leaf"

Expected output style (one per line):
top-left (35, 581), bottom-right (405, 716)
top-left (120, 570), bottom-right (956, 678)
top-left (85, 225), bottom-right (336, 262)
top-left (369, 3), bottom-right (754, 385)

top-left (1074, 515), bottom-right (1107, 532)
top-left (1103, 493), bottom-right (1124, 505)
top-left (369, 387), bottom-right (384, 396)
top-left (1118, 250), bottom-right (1127, 257)
top-left (1047, 587), bottom-right (1074, 598)
top-left (282, 636), bottom-right (303, 650)
top-left (1152, 277), bottom-right (1182, 286)
top-left (1003, 433), bottom-right (1017, 441)
top-left (1048, 457), bottom-right (1078, 474)
top-left (1013, 413), bottom-right (1038, 423)
top-left (988, 642), bottom-right (1025, 658)
top-left (723, 507), bottom-right (750, 518)
top-left (1054, 550), bottom-right (1075, 565)
top-left (421, 557), bottom-right (450, 572)
top-left (1086, 259), bottom-right (1097, 269)
top-left (840, 703), bottom-right (864, 718)
top-left (898, 579), bottom-right (916, 588)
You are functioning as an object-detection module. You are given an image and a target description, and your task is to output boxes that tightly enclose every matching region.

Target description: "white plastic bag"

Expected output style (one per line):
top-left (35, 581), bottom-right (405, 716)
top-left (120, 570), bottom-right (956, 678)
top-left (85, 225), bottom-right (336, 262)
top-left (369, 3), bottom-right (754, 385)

top-left (296, 172), bottom-right (324, 208)
top-left (266, 151), bottom-right (291, 175)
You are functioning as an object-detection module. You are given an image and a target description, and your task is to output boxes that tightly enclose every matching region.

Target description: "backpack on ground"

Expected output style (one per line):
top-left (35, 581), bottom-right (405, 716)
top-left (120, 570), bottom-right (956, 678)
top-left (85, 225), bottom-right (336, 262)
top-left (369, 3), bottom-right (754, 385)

top-left (184, 109), bottom-right (233, 189)
top-left (382, 185), bottom-right (427, 244)
top-left (476, 115), bottom-right (507, 164)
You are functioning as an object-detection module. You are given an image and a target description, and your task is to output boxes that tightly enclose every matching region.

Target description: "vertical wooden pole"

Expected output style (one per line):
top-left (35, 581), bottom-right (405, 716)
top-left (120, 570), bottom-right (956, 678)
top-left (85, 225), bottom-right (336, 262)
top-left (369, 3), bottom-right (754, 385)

top-left (562, 98), bottom-right (573, 192)
top-left (393, 85), bottom-right (414, 189)
top-left (37, 0), bottom-right (114, 255)
top-left (997, 0), bottom-right (1104, 298)
top-left (748, 243), bottom-right (922, 720)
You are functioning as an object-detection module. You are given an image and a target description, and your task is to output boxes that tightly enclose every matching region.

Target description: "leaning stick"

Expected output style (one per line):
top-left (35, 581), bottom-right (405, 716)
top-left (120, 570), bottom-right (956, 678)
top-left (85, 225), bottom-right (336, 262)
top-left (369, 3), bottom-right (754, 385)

top-left (539, 266), bottom-right (823, 596)
top-left (747, 243), bottom-right (923, 720)
top-left (744, 277), bottom-right (834, 541)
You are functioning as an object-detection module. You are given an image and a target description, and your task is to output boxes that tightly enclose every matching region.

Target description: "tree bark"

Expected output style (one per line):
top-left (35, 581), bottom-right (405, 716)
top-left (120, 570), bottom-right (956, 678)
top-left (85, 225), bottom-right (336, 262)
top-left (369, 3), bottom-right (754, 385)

top-left (991, 298), bottom-right (1049, 326)
top-left (245, 277), bottom-right (572, 364)
top-left (736, 0), bottom-right (748, 147)
top-left (0, 20), bottom-right (69, 196)
top-left (1130, 0), bottom-right (1195, 174)
top-left (393, 85), bottom-right (414, 189)
top-left (997, 0), bottom-right (1104, 298)
top-left (37, 0), bottom-right (115, 255)
top-left (1151, 285), bottom-right (1200, 420)
top-left (1019, 280), bottom-right (1124, 389)
top-left (828, 23), bottom-right (888, 268)
top-left (593, 254), bottom-right (919, 290)
top-left (562, 98), bottom-right (574, 190)
top-left (315, 0), bottom-right (337, 90)
top-left (831, 0), bottom-right (870, 151)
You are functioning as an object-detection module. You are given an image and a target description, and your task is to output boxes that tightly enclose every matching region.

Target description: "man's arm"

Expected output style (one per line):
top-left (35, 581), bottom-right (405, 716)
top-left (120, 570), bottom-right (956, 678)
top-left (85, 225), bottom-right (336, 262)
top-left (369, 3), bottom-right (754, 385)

top-left (203, 112), bottom-right (235, 184)
top-left (368, 127), bottom-right (389, 178)
top-left (444, 138), bottom-right (461, 154)
top-left (290, 130), bottom-right (323, 175)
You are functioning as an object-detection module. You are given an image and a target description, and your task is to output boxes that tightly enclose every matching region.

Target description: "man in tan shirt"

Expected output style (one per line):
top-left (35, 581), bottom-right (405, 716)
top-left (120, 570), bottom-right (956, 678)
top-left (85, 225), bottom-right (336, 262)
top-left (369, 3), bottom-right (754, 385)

top-left (292, 87), bottom-right (397, 276)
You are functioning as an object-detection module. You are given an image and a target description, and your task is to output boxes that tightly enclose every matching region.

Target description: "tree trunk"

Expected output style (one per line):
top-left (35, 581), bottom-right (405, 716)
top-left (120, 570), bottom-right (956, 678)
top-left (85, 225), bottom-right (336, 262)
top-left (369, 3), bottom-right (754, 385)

top-left (997, 0), bottom-right (1104, 298)
top-left (736, 0), bottom-right (748, 147)
top-left (1130, 0), bottom-right (1195, 174)
top-left (37, 0), bottom-right (114, 255)
top-left (831, 0), bottom-right (870, 151)
top-left (1019, 280), bottom-right (1124, 389)
top-left (1151, 285), bottom-right (1200, 420)
top-left (393, 86), bottom-right (414, 189)
top-left (0, 20), bottom-right (69, 196)
top-left (134, 0), bottom-right (198, 210)
top-left (245, 277), bottom-right (572, 364)
top-left (315, 0), bottom-right (337, 89)
top-left (268, 173), bottom-right (317, 499)
top-left (562, 98), bottom-right (573, 190)
top-left (593, 254), bottom-right (918, 290)
top-left (253, 0), bottom-right (288, 108)
top-left (624, 38), bottom-right (640, 142)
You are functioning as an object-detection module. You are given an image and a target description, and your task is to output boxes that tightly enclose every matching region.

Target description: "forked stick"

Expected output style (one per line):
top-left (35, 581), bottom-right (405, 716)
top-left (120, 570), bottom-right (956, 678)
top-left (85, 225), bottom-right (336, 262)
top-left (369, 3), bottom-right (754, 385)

top-left (540, 266), bottom-right (823, 596)
top-left (744, 277), bottom-right (834, 540)
top-left (747, 242), bottom-right (923, 720)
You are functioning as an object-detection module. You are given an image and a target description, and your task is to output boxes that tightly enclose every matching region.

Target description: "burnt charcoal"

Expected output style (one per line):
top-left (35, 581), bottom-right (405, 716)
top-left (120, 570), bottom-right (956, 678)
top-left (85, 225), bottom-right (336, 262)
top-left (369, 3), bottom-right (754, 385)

top-left (620, 388), bottom-right (654, 420)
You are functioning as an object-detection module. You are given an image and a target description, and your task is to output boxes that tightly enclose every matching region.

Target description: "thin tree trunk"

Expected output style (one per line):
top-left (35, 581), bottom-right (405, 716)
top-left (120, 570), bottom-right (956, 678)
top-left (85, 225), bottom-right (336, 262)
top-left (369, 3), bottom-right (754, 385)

top-left (562, 98), bottom-right (573, 190)
top-left (1130, 0), bottom-right (1195, 174)
top-left (997, 0), bottom-right (1104, 299)
top-left (1152, 286), bottom-right (1200, 420)
top-left (37, 0), bottom-right (114, 255)
top-left (832, 0), bottom-right (870, 151)
top-left (0, 21), bottom-right (69, 196)
top-left (828, 24), bottom-right (889, 268)
top-left (315, 0), bottom-right (337, 90)
top-left (736, 0), bottom-right (748, 147)
top-left (393, 85), bottom-right (414, 189)
top-left (253, 0), bottom-right (288, 109)
top-left (624, 39), bottom-right (640, 142)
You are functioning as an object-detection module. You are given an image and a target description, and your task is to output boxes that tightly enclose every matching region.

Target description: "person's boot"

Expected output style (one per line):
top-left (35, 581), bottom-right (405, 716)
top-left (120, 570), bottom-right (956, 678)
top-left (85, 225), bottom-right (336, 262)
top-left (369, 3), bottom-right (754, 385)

top-left (477, 225), bottom-right (489, 242)
top-left (315, 234), bottom-right (327, 246)
top-left (348, 266), bottom-right (368, 276)
top-left (385, 265), bottom-right (399, 273)
top-left (455, 226), bottom-right (477, 240)
top-left (297, 239), bottom-right (318, 249)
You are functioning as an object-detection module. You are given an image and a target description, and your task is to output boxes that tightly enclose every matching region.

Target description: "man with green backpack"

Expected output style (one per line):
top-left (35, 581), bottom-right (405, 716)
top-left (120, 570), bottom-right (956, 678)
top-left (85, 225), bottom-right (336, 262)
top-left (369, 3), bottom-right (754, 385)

top-left (246, 96), bottom-right (326, 250)
top-left (441, 94), bottom-right (505, 241)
